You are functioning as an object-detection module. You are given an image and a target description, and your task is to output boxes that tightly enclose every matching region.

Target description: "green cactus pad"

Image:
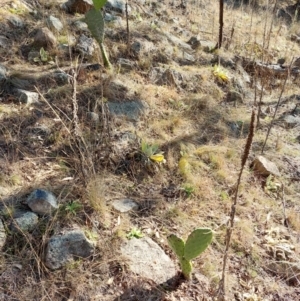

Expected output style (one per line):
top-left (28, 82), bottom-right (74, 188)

top-left (184, 228), bottom-right (213, 261)
top-left (179, 257), bottom-right (192, 280)
top-left (167, 234), bottom-right (185, 258)
top-left (85, 8), bottom-right (105, 44)
top-left (92, 0), bottom-right (107, 10)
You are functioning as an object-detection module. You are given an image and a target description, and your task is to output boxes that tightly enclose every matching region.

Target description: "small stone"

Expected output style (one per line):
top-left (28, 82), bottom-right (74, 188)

top-left (63, 0), bottom-right (93, 14)
top-left (0, 35), bottom-right (10, 49)
top-left (8, 15), bottom-right (24, 28)
top-left (26, 189), bottom-right (58, 215)
top-left (10, 211), bottom-right (39, 232)
top-left (16, 89), bottom-right (39, 104)
top-left (0, 64), bottom-right (7, 85)
top-left (73, 20), bottom-right (88, 31)
top-left (120, 237), bottom-right (176, 284)
top-left (112, 199), bottom-right (139, 213)
top-left (33, 27), bottom-right (57, 49)
top-left (86, 112), bottom-right (99, 123)
top-left (76, 34), bottom-right (95, 56)
top-left (45, 229), bottom-right (94, 269)
top-left (106, 0), bottom-right (128, 14)
top-left (200, 40), bottom-right (216, 53)
top-left (47, 16), bottom-right (64, 33)
top-left (251, 156), bottom-right (281, 177)
top-left (182, 51), bottom-right (195, 63)
top-left (53, 72), bottom-right (69, 85)
top-left (0, 219), bottom-right (6, 250)
top-left (187, 36), bottom-right (201, 49)
top-left (117, 58), bottom-right (135, 71)
top-left (131, 39), bottom-right (155, 57)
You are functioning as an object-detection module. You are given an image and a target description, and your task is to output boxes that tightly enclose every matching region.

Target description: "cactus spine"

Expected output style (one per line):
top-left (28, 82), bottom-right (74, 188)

top-left (167, 228), bottom-right (213, 280)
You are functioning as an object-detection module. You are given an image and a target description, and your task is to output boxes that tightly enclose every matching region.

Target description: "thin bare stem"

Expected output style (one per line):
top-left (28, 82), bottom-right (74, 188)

top-left (261, 60), bottom-right (293, 154)
top-left (217, 109), bottom-right (256, 300)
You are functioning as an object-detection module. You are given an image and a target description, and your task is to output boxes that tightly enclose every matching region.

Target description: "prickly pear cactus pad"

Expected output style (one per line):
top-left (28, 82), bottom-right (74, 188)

top-left (184, 228), bottom-right (213, 261)
top-left (167, 234), bottom-right (185, 258)
top-left (85, 8), bottom-right (105, 44)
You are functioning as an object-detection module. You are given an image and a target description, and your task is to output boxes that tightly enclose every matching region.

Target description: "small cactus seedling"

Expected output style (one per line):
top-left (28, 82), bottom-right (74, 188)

top-left (167, 228), bottom-right (213, 280)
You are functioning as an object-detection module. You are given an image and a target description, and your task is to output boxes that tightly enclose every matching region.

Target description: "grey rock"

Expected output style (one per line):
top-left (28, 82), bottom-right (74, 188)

top-left (112, 199), bottom-right (139, 212)
top-left (73, 20), bottom-right (88, 31)
top-left (76, 34), bottom-right (95, 56)
top-left (47, 16), bottom-right (64, 33)
top-left (16, 89), bottom-right (39, 104)
top-left (283, 115), bottom-right (300, 128)
top-left (252, 156), bottom-right (281, 177)
top-left (28, 50), bottom-right (41, 62)
top-left (8, 15), bottom-right (24, 28)
top-left (63, 0), bottom-right (93, 14)
top-left (26, 189), bottom-right (58, 215)
top-left (86, 112), bottom-right (99, 123)
top-left (0, 35), bottom-right (10, 49)
top-left (0, 64), bottom-right (7, 85)
top-left (120, 237), bottom-right (176, 284)
top-left (181, 51), bottom-right (195, 63)
top-left (107, 100), bottom-right (146, 122)
top-left (45, 229), bottom-right (94, 269)
top-left (187, 36), bottom-right (201, 49)
top-left (104, 13), bottom-right (122, 23)
top-left (131, 39), bottom-right (155, 57)
top-left (53, 72), bottom-right (69, 85)
top-left (200, 40), bottom-right (216, 53)
top-left (0, 219), bottom-right (6, 250)
top-left (117, 58), bottom-right (135, 71)
top-left (33, 27), bottom-right (57, 49)
top-left (164, 32), bottom-right (192, 51)
top-left (10, 211), bottom-right (39, 232)
top-left (106, 0), bottom-right (128, 14)
top-left (227, 90), bottom-right (243, 103)
top-left (152, 68), bottom-right (184, 88)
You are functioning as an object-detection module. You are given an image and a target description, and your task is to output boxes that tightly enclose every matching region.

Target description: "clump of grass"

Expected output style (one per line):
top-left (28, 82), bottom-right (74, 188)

top-left (87, 175), bottom-right (110, 227)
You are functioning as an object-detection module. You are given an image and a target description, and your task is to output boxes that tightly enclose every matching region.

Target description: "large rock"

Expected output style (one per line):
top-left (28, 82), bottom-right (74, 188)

top-left (120, 237), bottom-right (176, 284)
top-left (63, 0), bottom-right (93, 14)
top-left (26, 189), bottom-right (58, 215)
top-left (0, 219), bottom-right (6, 250)
top-left (45, 229), bottom-right (94, 269)
top-left (251, 156), bottom-right (281, 177)
top-left (33, 28), bottom-right (57, 49)
top-left (107, 100), bottom-right (147, 122)
top-left (16, 89), bottom-right (39, 104)
top-left (10, 211), bottom-right (39, 232)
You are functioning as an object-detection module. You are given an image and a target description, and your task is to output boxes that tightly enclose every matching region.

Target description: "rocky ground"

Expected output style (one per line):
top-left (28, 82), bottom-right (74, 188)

top-left (0, 0), bottom-right (300, 300)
